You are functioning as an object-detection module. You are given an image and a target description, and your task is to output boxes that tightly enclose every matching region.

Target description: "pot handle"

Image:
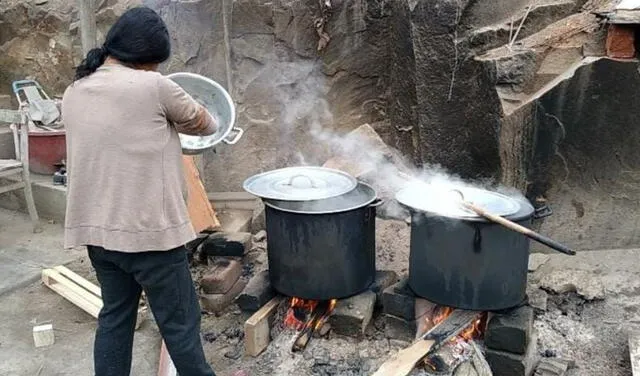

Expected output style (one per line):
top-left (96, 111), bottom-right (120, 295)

top-left (369, 198), bottom-right (385, 208)
top-left (287, 174), bottom-right (317, 188)
top-left (222, 127), bottom-right (244, 145)
top-left (533, 204), bottom-right (553, 219)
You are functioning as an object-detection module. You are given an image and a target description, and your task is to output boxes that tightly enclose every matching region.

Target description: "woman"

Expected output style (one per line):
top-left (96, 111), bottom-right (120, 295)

top-left (62, 7), bottom-right (217, 376)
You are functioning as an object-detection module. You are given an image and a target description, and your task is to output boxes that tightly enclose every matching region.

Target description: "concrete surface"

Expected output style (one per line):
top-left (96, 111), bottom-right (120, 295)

top-left (1, 204), bottom-right (640, 376)
top-left (0, 173), bottom-right (66, 223)
top-left (0, 207), bottom-right (76, 296)
top-left (0, 208), bottom-right (160, 376)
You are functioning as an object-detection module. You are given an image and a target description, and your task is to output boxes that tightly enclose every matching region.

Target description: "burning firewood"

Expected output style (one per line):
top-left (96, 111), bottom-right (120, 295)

top-left (469, 340), bottom-right (493, 376)
top-left (372, 310), bottom-right (482, 376)
top-left (285, 298), bottom-right (337, 352)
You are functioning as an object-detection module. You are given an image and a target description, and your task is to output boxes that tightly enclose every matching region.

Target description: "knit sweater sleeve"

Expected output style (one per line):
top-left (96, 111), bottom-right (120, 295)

top-left (157, 75), bottom-right (217, 136)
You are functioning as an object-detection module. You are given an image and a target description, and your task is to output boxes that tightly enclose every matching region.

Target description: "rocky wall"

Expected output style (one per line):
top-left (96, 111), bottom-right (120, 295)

top-left (1, 0), bottom-right (544, 193)
top-left (522, 59), bottom-right (640, 251)
top-left (146, 0), bottom-right (393, 191)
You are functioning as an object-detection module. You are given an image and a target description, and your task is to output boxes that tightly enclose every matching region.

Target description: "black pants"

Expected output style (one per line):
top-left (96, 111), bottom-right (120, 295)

top-left (88, 245), bottom-right (215, 376)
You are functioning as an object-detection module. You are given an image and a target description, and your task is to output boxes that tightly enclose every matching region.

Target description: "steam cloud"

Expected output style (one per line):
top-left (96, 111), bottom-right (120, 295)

top-left (250, 61), bottom-right (527, 219)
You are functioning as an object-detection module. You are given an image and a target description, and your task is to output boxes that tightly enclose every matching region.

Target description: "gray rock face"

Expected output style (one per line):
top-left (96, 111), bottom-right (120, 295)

top-left (146, 0), bottom-right (394, 191)
top-left (1, 0), bottom-right (547, 194)
top-left (409, 0), bottom-right (503, 180)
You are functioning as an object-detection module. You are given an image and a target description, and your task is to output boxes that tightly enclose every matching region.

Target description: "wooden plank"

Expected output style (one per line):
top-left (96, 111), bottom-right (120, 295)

top-left (54, 265), bottom-right (102, 297)
top-left (372, 310), bottom-right (481, 376)
top-left (630, 330), bottom-right (640, 376)
top-left (42, 269), bottom-right (102, 318)
top-left (183, 155), bottom-right (220, 233)
top-left (157, 340), bottom-right (177, 376)
top-left (43, 266), bottom-right (147, 331)
top-left (244, 296), bottom-right (283, 357)
top-left (0, 181), bottom-right (25, 195)
top-left (470, 340), bottom-right (493, 376)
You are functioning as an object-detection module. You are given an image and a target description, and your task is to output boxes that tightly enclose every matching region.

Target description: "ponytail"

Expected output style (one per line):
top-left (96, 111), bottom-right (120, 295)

top-left (74, 46), bottom-right (108, 81)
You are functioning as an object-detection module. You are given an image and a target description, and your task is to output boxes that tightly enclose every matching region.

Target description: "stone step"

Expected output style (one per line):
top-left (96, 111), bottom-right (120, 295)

top-left (469, 0), bottom-right (582, 53)
top-left (476, 11), bottom-right (601, 115)
top-left (0, 173), bottom-right (254, 234)
top-left (0, 173), bottom-right (66, 222)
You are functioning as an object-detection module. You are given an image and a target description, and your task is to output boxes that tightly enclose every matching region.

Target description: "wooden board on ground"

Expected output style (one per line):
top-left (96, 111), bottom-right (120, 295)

top-left (183, 155), bottom-right (220, 233)
top-left (245, 296), bottom-right (283, 357)
top-left (372, 310), bottom-right (481, 376)
top-left (42, 266), bottom-right (147, 328)
top-left (158, 340), bottom-right (177, 376)
top-left (630, 330), bottom-right (640, 376)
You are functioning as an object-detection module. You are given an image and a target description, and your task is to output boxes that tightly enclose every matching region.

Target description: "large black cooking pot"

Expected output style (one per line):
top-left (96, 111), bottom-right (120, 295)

top-left (263, 182), bottom-right (379, 300)
top-left (396, 185), bottom-right (535, 311)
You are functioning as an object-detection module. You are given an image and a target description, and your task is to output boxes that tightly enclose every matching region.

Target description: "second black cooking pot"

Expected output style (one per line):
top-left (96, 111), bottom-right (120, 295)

top-left (396, 184), bottom-right (535, 311)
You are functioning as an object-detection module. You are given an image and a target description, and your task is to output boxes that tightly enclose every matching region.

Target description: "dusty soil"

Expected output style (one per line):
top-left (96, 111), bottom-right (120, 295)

top-left (1, 208), bottom-right (639, 376)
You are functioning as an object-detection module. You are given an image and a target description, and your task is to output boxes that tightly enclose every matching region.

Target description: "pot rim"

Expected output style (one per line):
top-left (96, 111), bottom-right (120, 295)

top-left (243, 166), bottom-right (358, 201)
top-left (263, 182), bottom-right (378, 214)
top-left (403, 197), bottom-right (535, 222)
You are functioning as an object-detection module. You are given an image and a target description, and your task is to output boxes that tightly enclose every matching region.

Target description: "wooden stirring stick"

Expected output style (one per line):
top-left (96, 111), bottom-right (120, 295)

top-left (451, 189), bottom-right (576, 256)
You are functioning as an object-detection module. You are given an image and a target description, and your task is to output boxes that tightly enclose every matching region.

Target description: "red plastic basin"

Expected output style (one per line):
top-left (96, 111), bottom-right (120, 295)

top-left (28, 130), bottom-right (66, 175)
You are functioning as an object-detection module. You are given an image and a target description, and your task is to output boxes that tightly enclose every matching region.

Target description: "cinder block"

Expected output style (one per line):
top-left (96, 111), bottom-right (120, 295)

top-left (329, 290), bottom-right (376, 337)
top-left (485, 306), bottom-right (534, 355)
top-left (382, 277), bottom-right (416, 321)
top-left (236, 270), bottom-right (275, 312)
top-left (200, 258), bottom-right (242, 294)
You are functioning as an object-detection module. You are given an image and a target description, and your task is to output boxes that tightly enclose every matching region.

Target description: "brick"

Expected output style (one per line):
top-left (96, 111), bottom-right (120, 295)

top-left (486, 330), bottom-right (539, 376)
top-left (534, 358), bottom-right (573, 376)
top-left (384, 314), bottom-right (416, 342)
top-left (606, 24), bottom-right (636, 59)
top-left (382, 277), bottom-right (415, 321)
top-left (369, 270), bottom-right (398, 308)
top-left (200, 259), bottom-right (242, 294)
top-left (485, 306), bottom-right (534, 355)
top-left (328, 290), bottom-right (376, 337)
top-left (236, 270), bottom-right (275, 312)
top-left (200, 278), bottom-right (247, 314)
top-left (201, 232), bottom-right (252, 257)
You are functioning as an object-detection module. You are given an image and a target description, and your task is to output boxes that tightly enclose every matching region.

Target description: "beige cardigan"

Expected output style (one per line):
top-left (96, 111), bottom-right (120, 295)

top-left (61, 64), bottom-right (215, 252)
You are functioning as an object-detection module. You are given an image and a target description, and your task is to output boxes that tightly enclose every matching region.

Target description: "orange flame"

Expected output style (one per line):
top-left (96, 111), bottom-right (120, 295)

top-left (284, 297), bottom-right (337, 331)
top-left (425, 306), bottom-right (487, 343)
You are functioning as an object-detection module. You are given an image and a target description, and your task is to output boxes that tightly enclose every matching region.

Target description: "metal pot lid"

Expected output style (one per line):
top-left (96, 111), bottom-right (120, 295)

top-left (243, 166), bottom-right (358, 201)
top-left (395, 184), bottom-right (521, 219)
top-left (263, 182), bottom-right (378, 214)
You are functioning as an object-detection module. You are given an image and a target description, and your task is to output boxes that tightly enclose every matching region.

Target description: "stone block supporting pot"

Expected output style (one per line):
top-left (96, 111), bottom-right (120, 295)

top-left (485, 306), bottom-right (534, 355)
top-left (382, 277), bottom-right (416, 321)
top-left (236, 270), bottom-right (275, 312)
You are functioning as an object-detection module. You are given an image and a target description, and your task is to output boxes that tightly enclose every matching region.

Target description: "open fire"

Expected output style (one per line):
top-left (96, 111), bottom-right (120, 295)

top-left (421, 306), bottom-right (488, 373)
top-left (284, 297), bottom-right (337, 352)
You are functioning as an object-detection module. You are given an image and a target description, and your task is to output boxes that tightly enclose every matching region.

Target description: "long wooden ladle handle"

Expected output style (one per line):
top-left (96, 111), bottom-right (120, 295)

top-left (453, 191), bottom-right (576, 256)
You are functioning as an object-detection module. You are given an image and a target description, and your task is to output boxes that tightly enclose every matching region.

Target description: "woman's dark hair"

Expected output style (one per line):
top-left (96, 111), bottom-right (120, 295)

top-left (74, 6), bottom-right (171, 81)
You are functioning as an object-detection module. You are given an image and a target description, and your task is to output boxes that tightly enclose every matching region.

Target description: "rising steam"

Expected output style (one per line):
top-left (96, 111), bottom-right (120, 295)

top-left (252, 61), bottom-right (527, 219)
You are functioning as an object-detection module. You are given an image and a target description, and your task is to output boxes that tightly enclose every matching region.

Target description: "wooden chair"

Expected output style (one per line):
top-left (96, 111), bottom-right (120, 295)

top-left (0, 109), bottom-right (41, 232)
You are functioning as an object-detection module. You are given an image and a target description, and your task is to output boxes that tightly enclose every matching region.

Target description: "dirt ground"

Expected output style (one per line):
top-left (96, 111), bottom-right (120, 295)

top-left (0, 208), bottom-right (639, 376)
